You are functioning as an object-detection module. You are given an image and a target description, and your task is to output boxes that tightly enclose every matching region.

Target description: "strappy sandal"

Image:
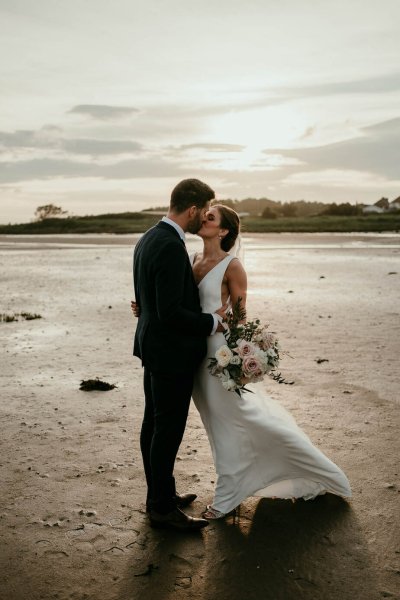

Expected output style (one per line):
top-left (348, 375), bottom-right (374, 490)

top-left (202, 505), bottom-right (237, 520)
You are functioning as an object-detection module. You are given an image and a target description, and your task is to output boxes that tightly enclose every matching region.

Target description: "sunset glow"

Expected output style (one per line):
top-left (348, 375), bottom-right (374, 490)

top-left (0, 0), bottom-right (399, 222)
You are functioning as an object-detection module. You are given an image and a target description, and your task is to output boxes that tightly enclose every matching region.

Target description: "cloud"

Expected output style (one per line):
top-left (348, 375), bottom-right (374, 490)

top-left (63, 139), bottom-right (142, 155)
top-left (0, 156), bottom-right (184, 183)
top-left (222, 72), bottom-right (400, 115)
top-left (137, 72), bottom-right (400, 126)
top-left (270, 117), bottom-right (400, 179)
top-left (283, 169), bottom-right (400, 189)
top-left (299, 126), bottom-right (315, 140)
top-left (101, 158), bottom-right (183, 179)
top-left (0, 128), bottom-right (60, 149)
top-left (68, 104), bottom-right (140, 120)
top-left (362, 116), bottom-right (400, 135)
top-left (278, 71), bottom-right (400, 99)
top-left (0, 158), bottom-right (95, 182)
top-left (154, 72), bottom-right (400, 123)
top-left (177, 143), bottom-right (245, 153)
top-left (0, 127), bottom-right (143, 156)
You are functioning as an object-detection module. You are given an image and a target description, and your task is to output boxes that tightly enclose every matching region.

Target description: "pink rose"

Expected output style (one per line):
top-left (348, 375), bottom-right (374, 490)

top-left (254, 329), bottom-right (276, 351)
top-left (260, 332), bottom-right (275, 351)
top-left (242, 356), bottom-right (263, 378)
top-left (235, 339), bottom-right (256, 358)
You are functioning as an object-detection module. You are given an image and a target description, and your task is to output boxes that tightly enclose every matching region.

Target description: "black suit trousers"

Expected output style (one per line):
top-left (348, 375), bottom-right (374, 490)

top-left (140, 367), bottom-right (194, 514)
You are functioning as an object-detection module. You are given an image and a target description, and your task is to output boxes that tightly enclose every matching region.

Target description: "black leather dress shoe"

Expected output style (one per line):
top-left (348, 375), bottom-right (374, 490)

top-left (149, 507), bottom-right (209, 531)
top-left (175, 492), bottom-right (197, 508)
top-left (146, 492), bottom-right (197, 513)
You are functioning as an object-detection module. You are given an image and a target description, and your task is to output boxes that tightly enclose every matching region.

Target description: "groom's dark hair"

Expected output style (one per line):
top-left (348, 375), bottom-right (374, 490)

top-left (170, 178), bottom-right (215, 213)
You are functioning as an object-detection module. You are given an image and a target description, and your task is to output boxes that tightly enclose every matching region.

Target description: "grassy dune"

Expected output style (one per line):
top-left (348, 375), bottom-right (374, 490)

top-left (241, 213), bottom-right (400, 233)
top-left (0, 212), bottom-right (160, 234)
top-left (0, 212), bottom-right (399, 234)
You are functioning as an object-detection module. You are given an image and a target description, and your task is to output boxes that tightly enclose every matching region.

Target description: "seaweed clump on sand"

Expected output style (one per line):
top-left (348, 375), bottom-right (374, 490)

top-left (79, 378), bottom-right (117, 391)
top-left (20, 312), bottom-right (42, 320)
top-left (270, 371), bottom-right (295, 385)
top-left (1, 312), bottom-right (42, 322)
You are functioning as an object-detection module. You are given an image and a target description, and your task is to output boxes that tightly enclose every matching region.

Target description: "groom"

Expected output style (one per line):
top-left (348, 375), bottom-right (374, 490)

top-left (133, 178), bottom-right (225, 531)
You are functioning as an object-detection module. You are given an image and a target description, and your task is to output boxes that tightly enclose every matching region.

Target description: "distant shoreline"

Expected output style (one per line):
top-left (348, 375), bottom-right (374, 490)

top-left (1, 231), bottom-right (399, 250)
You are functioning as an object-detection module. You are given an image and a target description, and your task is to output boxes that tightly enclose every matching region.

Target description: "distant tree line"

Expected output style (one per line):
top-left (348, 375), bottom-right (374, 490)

top-left (35, 197), bottom-right (395, 225)
top-left (143, 198), bottom-right (320, 216)
top-left (142, 197), bottom-right (392, 218)
top-left (216, 197), bottom-right (364, 218)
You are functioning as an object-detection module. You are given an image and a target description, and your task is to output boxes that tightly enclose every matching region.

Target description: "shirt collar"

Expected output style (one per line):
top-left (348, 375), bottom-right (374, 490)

top-left (162, 216), bottom-right (186, 242)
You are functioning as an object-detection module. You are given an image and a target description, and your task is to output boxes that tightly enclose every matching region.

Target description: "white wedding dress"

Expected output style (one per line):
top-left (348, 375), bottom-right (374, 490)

top-left (191, 254), bottom-right (351, 514)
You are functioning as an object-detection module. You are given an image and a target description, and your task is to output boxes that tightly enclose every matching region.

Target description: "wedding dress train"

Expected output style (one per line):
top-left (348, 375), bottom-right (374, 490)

top-left (191, 255), bottom-right (351, 514)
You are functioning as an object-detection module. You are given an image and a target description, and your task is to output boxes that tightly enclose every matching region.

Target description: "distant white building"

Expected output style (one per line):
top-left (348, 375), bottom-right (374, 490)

top-left (362, 196), bottom-right (399, 214)
top-left (389, 197), bottom-right (400, 211)
top-left (362, 205), bottom-right (385, 214)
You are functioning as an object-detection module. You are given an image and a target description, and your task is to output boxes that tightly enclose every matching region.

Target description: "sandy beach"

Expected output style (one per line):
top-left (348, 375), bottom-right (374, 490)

top-left (0, 232), bottom-right (399, 600)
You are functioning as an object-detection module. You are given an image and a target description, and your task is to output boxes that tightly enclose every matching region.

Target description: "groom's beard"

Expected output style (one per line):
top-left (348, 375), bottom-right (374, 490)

top-left (186, 212), bottom-right (203, 234)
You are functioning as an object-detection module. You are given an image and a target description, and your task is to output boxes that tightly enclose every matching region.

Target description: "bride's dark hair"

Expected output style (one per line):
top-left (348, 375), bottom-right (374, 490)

top-left (213, 204), bottom-right (240, 252)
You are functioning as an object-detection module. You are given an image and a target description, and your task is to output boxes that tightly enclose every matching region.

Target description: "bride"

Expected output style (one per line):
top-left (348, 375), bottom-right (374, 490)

top-left (189, 204), bottom-right (351, 519)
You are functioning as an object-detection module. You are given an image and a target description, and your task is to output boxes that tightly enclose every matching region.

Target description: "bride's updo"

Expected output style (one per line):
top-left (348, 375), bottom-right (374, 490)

top-left (213, 204), bottom-right (240, 252)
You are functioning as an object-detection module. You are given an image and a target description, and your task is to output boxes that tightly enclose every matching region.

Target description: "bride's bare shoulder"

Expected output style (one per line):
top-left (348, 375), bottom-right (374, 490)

top-left (225, 257), bottom-right (247, 279)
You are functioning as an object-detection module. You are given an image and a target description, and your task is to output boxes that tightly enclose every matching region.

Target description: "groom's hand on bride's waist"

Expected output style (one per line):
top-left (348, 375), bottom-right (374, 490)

top-left (131, 299), bottom-right (228, 333)
top-left (215, 303), bottom-right (229, 320)
top-left (131, 300), bottom-right (140, 317)
top-left (214, 303), bottom-right (229, 333)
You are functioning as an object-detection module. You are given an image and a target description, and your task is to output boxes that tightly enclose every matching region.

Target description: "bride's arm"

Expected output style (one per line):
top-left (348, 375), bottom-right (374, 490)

top-left (225, 259), bottom-right (247, 321)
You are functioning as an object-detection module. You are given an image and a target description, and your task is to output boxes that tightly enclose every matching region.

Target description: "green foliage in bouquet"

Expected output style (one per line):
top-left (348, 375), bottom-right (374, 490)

top-left (208, 298), bottom-right (282, 395)
top-left (223, 297), bottom-right (260, 344)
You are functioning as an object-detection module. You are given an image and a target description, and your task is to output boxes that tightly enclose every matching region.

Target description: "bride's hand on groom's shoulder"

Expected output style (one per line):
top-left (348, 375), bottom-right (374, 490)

top-left (131, 300), bottom-right (140, 318)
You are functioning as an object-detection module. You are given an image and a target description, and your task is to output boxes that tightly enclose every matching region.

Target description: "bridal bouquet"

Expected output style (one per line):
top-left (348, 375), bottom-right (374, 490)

top-left (208, 299), bottom-right (280, 395)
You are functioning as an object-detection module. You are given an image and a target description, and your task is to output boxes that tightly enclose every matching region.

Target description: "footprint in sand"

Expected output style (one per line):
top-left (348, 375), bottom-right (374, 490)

top-left (169, 553), bottom-right (193, 577)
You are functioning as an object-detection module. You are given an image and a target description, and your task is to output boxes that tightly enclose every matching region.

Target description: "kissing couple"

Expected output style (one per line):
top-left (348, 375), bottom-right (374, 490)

top-left (132, 178), bottom-right (351, 532)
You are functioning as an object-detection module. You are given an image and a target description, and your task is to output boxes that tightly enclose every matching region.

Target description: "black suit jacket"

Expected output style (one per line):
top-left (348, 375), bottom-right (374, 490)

top-left (133, 221), bottom-right (214, 374)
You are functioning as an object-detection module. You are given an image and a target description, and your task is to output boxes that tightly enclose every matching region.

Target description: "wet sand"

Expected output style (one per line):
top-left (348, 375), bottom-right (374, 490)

top-left (0, 233), bottom-right (399, 600)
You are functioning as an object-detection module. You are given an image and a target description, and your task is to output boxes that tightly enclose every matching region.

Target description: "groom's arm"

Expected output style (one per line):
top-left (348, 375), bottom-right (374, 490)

top-left (154, 242), bottom-right (214, 336)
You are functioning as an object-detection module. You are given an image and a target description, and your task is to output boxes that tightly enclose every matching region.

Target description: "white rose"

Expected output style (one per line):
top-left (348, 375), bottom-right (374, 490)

top-left (230, 355), bottom-right (241, 365)
top-left (215, 345), bottom-right (233, 368)
top-left (222, 378), bottom-right (237, 391)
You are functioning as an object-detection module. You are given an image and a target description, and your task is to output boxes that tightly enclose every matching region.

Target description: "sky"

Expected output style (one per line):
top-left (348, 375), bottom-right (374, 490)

top-left (0, 0), bottom-right (399, 223)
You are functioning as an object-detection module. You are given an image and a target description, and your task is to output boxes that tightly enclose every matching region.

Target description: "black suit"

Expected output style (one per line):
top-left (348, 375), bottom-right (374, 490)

top-left (133, 220), bottom-right (213, 513)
